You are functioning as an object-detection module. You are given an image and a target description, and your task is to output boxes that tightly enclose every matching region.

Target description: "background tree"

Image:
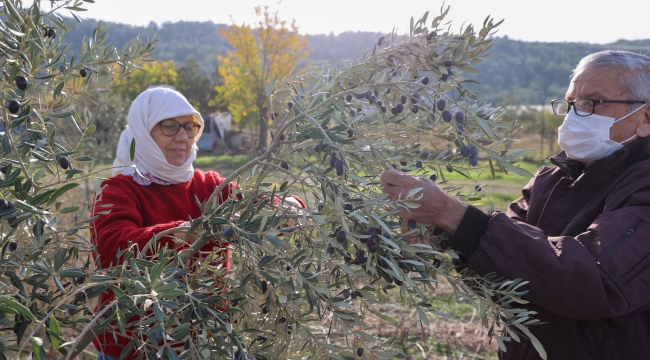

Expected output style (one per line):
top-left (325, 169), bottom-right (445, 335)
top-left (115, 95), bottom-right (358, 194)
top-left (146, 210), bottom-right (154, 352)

top-left (176, 58), bottom-right (222, 113)
top-left (114, 59), bottom-right (178, 100)
top-left (213, 6), bottom-right (312, 149)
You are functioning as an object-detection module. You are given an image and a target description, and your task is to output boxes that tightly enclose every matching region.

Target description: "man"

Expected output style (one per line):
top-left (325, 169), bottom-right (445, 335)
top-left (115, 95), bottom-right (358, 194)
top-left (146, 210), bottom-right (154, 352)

top-left (381, 50), bottom-right (650, 359)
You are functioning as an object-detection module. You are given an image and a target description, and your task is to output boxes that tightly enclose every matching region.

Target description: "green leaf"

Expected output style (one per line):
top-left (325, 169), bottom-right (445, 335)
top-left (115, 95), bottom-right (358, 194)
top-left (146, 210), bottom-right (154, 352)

top-left (209, 217), bottom-right (229, 225)
top-left (73, 156), bottom-right (93, 162)
top-left (48, 111), bottom-right (73, 118)
top-left (153, 301), bottom-right (164, 322)
top-left (48, 315), bottom-right (61, 349)
top-left (59, 206), bottom-right (79, 214)
top-left (7, 28), bottom-right (25, 37)
top-left (59, 268), bottom-right (85, 278)
top-left (368, 307), bottom-right (398, 324)
top-left (53, 81), bottom-right (65, 99)
top-left (488, 157), bottom-right (496, 179)
top-left (64, 169), bottom-right (85, 175)
top-left (31, 337), bottom-right (45, 360)
top-left (68, 114), bottom-right (83, 134)
top-left (46, 183), bottom-right (79, 206)
top-left (14, 200), bottom-right (49, 215)
top-left (416, 306), bottom-right (430, 326)
top-left (130, 138), bottom-right (136, 162)
top-left (35, 73), bottom-right (58, 80)
top-left (265, 235), bottom-right (286, 247)
top-left (0, 296), bottom-right (36, 321)
top-left (4, 0), bottom-right (24, 24)
top-left (455, 65), bottom-right (481, 74)
top-left (311, 215), bottom-right (326, 225)
top-left (338, 264), bottom-right (354, 275)
top-left (0, 305), bottom-right (19, 315)
top-left (264, 81), bottom-right (274, 97)
top-left (166, 346), bottom-right (181, 360)
top-left (514, 323), bottom-right (547, 359)
top-left (31, 2), bottom-right (41, 28)
top-left (484, 148), bottom-right (534, 177)
top-left (150, 261), bottom-right (165, 284)
top-left (474, 116), bottom-right (495, 138)
top-left (319, 342), bottom-right (340, 352)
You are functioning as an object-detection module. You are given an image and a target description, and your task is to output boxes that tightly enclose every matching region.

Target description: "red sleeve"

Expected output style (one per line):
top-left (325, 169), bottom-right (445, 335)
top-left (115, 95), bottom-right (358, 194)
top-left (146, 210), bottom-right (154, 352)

top-left (91, 177), bottom-right (182, 268)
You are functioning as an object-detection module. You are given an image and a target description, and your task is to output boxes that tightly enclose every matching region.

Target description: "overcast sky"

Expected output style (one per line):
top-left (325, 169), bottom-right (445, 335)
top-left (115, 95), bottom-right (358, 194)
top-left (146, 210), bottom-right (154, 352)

top-left (61, 0), bottom-right (648, 44)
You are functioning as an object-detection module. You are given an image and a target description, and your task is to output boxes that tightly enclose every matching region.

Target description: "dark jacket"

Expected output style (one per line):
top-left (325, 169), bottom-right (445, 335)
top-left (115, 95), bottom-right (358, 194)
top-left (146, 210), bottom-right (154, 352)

top-left (449, 136), bottom-right (650, 360)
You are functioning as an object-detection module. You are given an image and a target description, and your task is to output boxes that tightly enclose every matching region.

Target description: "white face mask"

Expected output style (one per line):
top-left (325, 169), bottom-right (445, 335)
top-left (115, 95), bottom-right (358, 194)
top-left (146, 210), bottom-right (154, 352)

top-left (558, 105), bottom-right (646, 163)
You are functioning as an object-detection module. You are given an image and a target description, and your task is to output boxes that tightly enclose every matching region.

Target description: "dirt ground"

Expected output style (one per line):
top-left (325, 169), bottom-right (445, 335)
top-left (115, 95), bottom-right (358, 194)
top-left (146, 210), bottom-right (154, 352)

top-left (362, 303), bottom-right (497, 359)
top-left (321, 279), bottom-right (500, 360)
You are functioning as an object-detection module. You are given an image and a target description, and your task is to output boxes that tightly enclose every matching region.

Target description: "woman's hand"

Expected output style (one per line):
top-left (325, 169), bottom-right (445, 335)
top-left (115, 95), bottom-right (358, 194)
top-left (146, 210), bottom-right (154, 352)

top-left (173, 221), bottom-right (198, 247)
top-left (282, 197), bottom-right (305, 228)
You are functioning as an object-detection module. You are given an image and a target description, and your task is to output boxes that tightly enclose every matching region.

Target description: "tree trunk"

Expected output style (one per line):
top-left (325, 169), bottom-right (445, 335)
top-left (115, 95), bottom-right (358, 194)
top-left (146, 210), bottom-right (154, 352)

top-left (258, 116), bottom-right (269, 150)
top-left (257, 100), bottom-right (269, 151)
top-left (539, 109), bottom-right (546, 160)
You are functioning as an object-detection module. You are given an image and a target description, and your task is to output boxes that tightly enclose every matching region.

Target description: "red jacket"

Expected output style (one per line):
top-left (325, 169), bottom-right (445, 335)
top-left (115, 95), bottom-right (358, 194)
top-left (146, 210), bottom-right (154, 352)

top-left (91, 170), bottom-right (238, 358)
top-left (449, 136), bottom-right (650, 359)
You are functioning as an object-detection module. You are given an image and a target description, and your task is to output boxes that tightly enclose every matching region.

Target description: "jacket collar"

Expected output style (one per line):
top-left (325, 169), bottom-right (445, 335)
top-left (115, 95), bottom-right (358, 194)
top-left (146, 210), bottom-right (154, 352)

top-left (549, 136), bottom-right (650, 182)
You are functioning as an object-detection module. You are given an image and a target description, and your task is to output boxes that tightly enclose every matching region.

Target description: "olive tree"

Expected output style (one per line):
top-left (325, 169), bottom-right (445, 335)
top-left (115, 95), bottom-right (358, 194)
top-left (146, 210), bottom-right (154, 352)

top-left (0, 0), bottom-right (156, 358)
top-left (0, 2), bottom-right (545, 359)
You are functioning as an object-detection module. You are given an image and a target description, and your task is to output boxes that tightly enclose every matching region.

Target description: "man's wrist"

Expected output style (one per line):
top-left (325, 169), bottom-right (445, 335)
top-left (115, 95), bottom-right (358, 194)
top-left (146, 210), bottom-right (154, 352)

top-left (432, 197), bottom-right (468, 235)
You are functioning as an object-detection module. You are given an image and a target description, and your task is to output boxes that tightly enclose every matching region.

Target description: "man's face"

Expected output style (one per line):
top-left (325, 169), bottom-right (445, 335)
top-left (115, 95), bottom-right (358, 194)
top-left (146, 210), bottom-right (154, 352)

top-left (565, 67), bottom-right (645, 143)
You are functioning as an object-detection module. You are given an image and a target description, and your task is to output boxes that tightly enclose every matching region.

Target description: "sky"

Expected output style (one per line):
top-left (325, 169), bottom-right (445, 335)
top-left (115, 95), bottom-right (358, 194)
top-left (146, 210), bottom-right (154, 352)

top-left (59, 0), bottom-right (648, 44)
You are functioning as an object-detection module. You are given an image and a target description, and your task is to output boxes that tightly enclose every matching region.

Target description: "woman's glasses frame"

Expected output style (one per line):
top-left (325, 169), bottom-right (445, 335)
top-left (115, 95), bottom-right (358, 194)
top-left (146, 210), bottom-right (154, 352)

top-left (158, 118), bottom-right (202, 138)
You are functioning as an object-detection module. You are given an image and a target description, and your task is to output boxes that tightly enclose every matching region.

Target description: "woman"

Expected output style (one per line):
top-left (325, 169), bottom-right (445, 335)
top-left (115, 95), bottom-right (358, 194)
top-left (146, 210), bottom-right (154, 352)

top-left (91, 88), bottom-right (302, 359)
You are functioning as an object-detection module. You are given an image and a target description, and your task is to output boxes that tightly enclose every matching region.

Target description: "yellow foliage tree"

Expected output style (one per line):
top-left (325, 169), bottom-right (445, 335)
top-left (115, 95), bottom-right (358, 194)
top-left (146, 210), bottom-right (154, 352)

top-left (213, 6), bottom-right (312, 149)
top-left (114, 60), bottom-right (179, 101)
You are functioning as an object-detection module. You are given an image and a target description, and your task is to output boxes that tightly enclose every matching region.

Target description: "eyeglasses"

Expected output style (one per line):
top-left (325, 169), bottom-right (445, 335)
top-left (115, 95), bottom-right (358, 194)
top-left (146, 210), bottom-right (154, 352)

top-left (158, 118), bottom-right (202, 138)
top-left (551, 98), bottom-right (646, 116)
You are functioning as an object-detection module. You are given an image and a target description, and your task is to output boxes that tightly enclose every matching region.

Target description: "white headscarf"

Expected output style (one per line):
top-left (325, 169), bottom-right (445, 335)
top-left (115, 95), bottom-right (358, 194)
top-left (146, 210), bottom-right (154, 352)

top-left (112, 87), bottom-right (204, 183)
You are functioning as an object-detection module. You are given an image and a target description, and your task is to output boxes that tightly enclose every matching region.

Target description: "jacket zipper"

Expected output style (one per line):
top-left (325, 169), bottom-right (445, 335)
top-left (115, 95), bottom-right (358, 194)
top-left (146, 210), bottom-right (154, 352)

top-left (596, 219), bottom-right (642, 265)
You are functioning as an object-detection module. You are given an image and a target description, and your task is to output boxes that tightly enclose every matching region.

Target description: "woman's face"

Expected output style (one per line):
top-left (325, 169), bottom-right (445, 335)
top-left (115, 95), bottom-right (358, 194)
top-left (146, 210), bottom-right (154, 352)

top-left (150, 115), bottom-right (198, 166)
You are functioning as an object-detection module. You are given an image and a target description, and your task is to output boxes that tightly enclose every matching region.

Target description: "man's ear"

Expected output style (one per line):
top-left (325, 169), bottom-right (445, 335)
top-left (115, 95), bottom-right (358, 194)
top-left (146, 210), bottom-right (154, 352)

top-left (636, 105), bottom-right (650, 138)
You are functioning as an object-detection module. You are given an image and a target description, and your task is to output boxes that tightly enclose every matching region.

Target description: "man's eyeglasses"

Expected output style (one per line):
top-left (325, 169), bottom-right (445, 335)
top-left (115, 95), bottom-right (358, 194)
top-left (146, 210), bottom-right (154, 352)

top-left (158, 118), bottom-right (202, 138)
top-left (551, 98), bottom-right (646, 116)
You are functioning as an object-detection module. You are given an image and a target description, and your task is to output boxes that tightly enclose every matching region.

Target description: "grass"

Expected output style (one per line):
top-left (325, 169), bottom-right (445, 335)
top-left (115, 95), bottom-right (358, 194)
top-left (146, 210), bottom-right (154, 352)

top-left (194, 153), bottom-right (255, 173)
top-left (400, 343), bottom-right (499, 360)
top-left (476, 192), bottom-right (522, 212)
top-left (380, 284), bottom-right (500, 359)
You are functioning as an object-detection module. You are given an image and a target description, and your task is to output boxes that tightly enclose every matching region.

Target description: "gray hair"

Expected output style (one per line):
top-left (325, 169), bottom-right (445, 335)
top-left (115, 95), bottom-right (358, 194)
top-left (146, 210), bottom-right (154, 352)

top-left (573, 50), bottom-right (650, 111)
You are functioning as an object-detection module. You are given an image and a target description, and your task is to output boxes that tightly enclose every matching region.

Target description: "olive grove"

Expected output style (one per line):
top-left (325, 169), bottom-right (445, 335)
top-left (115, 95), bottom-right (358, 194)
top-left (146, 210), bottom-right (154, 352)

top-left (0, 1), bottom-right (544, 359)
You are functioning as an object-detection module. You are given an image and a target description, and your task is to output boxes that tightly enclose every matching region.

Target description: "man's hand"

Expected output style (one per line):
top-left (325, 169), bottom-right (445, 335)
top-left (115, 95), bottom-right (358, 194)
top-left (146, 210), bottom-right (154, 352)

top-left (381, 169), bottom-right (467, 235)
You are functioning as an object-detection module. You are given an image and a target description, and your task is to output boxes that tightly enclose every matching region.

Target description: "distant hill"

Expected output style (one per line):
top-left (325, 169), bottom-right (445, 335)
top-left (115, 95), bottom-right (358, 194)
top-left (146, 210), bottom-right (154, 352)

top-left (63, 19), bottom-right (230, 74)
top-left (64, 19), bottom-right (650, 106)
